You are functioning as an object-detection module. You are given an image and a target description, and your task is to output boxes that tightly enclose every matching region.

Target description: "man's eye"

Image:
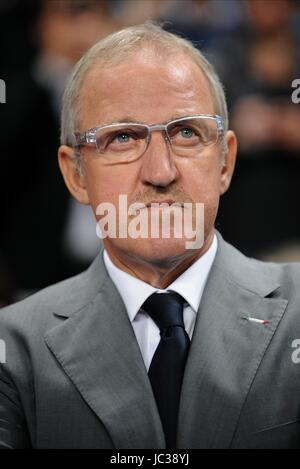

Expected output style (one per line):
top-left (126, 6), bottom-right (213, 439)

top-left (179, 128), bottom-right (195, 138)
top-left (113, 132), bottom-right (131, 143)
top-left (170, 125), bottom-right (199, 140)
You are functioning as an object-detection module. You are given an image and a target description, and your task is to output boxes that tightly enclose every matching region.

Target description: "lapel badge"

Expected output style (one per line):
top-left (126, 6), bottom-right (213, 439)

top-left (243, 315), bottom-right (269, 326)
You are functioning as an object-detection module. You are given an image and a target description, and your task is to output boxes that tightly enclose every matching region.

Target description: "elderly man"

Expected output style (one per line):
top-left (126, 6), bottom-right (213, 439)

top-left (1, 23), bottom-right (300, 450)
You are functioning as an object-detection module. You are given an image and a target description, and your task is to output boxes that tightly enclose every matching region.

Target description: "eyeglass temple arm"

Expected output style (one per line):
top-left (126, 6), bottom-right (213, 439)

top-left (215, 116), bottom-right (224, 135)
top-left (74, 131), bottom-right (96, 146)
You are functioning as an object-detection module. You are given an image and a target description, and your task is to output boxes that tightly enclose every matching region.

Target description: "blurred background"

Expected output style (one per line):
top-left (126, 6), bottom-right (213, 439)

top-left (1, 0), bottom-right (300, 306)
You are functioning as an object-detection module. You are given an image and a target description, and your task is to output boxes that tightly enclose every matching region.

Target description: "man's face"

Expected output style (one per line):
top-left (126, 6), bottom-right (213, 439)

top-left (59, 52), bottom-right (236, 267)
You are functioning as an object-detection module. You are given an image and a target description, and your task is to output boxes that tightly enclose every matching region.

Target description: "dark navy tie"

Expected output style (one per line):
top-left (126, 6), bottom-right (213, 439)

top-left (142, 292), bottom-right (190, 449)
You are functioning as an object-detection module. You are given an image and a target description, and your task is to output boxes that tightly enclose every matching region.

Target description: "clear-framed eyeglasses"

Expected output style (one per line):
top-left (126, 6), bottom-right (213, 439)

top-left (74, 114), bottom-right (224, 163)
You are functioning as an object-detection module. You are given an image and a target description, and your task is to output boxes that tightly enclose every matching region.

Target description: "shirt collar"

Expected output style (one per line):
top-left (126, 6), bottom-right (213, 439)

top-left (103, 234), bottom-right (218, 322)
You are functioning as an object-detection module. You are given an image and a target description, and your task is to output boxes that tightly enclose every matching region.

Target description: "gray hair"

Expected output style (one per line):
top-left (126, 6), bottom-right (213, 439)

top-left (60, 22), bottom-right (228, 157)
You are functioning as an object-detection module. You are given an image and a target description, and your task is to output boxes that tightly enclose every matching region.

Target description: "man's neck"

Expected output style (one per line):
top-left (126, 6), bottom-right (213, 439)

top-left (104, 232), bottom-right (215, 289)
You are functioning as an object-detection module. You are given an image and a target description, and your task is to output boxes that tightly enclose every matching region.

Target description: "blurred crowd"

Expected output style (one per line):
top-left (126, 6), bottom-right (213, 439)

top-left (0, 0), bottom-right (300, 306)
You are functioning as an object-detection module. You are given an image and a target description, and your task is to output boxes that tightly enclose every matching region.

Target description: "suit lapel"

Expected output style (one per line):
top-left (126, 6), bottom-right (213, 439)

top-left (44, 253), bottom-right (165, 449)
top-left (177, 235), bottom-right (288, 448)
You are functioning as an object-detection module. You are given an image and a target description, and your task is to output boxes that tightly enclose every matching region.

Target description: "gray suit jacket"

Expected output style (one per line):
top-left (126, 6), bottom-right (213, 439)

top-left (1, 232), bottom-right (300, 449)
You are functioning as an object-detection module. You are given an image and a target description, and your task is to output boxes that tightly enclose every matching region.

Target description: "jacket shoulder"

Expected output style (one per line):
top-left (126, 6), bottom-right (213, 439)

top-left (215, 233), bottom-right (300, 298)
top-left (0, 253), bottom-right (104, 335)
top-left (250, 258), bottom-right (300, 297)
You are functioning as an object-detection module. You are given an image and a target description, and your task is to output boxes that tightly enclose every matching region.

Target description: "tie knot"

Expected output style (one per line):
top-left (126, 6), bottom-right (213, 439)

top-left (142, 292), bottom-right (185, 331)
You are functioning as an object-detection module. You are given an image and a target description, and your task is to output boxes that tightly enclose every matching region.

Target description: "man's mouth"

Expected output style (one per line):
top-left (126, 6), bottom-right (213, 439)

top-left (145, 200), bottom-right (183, 208)
top-left (127, 200), bottom-right (185, 216)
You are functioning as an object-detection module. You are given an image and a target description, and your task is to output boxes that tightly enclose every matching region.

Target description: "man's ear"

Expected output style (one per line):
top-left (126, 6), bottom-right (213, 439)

top-left (58, 145), bottom-right (90, 205)
top-left (219, 130), bottom-right (237, 195)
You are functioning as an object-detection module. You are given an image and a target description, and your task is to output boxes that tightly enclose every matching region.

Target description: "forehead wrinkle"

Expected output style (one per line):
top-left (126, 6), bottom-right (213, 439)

top-left (78, 54), bottom-right (215, 129)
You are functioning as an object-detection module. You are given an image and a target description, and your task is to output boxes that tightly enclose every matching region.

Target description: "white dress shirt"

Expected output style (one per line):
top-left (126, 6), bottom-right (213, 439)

top-left (103, 234), bottom-right (217, 371)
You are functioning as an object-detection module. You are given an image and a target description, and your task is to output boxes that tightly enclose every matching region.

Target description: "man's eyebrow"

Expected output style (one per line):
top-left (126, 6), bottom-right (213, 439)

top-left (105, 115), bottom-right (189, 125)
top-left (107, 116), bottom-right (146, 125)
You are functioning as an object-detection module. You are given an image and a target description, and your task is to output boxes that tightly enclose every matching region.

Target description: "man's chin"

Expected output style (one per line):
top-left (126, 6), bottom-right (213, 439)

top-left (104, 237), bottom-right (199, 265)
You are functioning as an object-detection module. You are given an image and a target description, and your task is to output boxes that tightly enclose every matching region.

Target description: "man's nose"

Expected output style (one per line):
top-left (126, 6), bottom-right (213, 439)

top-left (139, 132), bottom-right (179, 187)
